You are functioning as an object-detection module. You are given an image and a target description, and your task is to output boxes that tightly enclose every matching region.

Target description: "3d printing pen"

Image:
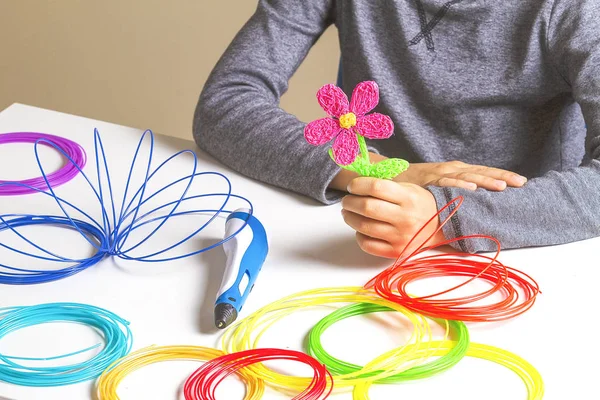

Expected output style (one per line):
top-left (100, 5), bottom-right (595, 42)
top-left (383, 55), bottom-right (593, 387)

top-left (214, 208), bottom-right (269, 329)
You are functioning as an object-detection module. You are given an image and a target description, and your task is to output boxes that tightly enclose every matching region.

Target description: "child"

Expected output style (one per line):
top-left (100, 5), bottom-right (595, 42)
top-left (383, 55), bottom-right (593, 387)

top-left (193, 0), bottom-right (600, 257)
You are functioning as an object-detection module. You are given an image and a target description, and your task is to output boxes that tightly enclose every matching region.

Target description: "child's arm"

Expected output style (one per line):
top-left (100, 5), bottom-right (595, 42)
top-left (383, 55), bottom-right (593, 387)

top-left (195, 0), bottom-right (525, 206)
top-left (343, 0), bottom-right (600, 254)
top-left (193, 0), bottom-right (341, 202)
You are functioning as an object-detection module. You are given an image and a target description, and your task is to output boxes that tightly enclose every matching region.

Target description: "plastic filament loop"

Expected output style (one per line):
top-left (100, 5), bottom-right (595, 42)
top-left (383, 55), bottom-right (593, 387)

top-left (353, 341), bottom-right (544, 400)
top-left (184, 348), bottom-right (333, 400)
top-left (367, 197), bottom-right (540, 322)
top-left (307, 302), bottom-right (469, 383)
top-left (222, 287), bottom-right (459, 392)
top-left (97, 345), bottom-right (264, 400)
top-left (0, 303), bottom-right (132, 386)
top-left (0, 132), bottom-right (87, 196)
top-left (0, 129), bottom-right (253, 284)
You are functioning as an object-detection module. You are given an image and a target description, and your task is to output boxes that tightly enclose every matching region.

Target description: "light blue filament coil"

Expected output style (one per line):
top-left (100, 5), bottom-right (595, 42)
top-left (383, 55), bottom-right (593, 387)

top-left (0, 303), bottom-right (132, 386)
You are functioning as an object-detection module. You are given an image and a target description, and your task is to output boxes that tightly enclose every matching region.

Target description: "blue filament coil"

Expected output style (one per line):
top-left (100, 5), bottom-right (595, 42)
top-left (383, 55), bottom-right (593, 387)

top-left (0, 129), bottom-right (253, 284)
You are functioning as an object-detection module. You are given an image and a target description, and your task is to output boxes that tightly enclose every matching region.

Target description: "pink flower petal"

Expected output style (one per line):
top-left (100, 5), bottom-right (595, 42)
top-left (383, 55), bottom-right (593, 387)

top-left (350, 81), bottom-right (380, 116)
top-left (332, 128), bottom-right (359, 166)
top-left (355, 113), bottom-right (394, 140)
top-left (304, 118), bottom-right (341, 146)
top-left (316, 84), bottom-right (350, 118)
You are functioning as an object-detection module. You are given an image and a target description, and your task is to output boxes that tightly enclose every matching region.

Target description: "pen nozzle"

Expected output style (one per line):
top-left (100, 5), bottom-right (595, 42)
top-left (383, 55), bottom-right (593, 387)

top-left (214, 303), bottom-right (237, 329)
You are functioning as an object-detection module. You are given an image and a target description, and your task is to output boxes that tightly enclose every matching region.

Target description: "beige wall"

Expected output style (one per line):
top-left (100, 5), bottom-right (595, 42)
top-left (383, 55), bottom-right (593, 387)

top-left (0, 1), bottom-right (340, 140)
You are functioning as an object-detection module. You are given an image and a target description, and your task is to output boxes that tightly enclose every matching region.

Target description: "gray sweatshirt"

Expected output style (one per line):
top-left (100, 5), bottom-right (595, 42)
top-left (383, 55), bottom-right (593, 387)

top-left (193, 0), bottom-right (600, 253)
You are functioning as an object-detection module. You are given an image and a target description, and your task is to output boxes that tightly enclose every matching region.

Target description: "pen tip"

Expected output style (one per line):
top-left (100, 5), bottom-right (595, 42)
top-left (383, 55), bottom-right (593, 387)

top-left (214, 303), bottom-right (237, 329)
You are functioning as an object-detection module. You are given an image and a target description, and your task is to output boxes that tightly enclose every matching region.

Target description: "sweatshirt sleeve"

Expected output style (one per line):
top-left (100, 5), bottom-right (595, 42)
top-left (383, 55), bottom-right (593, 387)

top-left (428, 0), bottom-right (600, 253)
top-left (193, 0), bottom-right (343, 204)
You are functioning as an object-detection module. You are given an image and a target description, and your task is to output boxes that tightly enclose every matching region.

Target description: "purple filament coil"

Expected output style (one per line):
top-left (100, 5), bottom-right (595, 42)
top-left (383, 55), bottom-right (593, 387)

top-left (0, 132), bottom-right (86, 196)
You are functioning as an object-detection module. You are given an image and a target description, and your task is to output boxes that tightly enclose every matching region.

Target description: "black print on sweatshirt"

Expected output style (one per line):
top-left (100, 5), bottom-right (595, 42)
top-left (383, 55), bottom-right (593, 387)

top-left (409, 0), bottom-right (465, 51)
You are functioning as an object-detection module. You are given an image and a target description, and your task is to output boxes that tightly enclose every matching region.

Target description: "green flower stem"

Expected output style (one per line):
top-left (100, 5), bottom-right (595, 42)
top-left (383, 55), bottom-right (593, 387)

top-left (356, 132), bottom-right (370, 163)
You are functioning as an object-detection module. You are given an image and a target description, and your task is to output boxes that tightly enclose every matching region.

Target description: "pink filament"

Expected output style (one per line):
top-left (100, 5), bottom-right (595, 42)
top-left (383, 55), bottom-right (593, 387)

top-left (0, 132), bottom-right (86, 196)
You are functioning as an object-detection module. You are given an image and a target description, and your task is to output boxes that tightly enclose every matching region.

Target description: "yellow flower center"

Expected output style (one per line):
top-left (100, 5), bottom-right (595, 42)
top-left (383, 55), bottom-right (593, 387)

top-left (339, 112), bottom-right (357, 129)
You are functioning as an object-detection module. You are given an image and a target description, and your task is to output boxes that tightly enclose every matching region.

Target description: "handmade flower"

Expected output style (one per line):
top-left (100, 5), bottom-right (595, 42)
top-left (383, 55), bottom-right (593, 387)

top-left (304, 81), bottom-right (409, 180)
top-left (304, 81), bottom-right (394, 165)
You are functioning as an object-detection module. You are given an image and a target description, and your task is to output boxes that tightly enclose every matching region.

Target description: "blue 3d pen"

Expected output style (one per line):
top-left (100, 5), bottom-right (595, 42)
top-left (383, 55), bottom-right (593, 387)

top-left (214, 208), bottom-right (268, 329)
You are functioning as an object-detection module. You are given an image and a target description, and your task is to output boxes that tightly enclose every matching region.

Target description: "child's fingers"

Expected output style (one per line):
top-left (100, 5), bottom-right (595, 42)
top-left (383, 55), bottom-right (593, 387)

top-left (470, 166), bottom-right (527, 187)
top-left (439, 173), bottom-right (505, 190)
top-left (341, 194), bottom-right (402, 224)
top-left (347, 177), bottom-right (425, 208)
top-left (433, 177), bottom-right (477, 191)
top-left (346, 177), bottom-right (406, 204)
top-left (355, 232), bottom-right (397, 259)
top-left (435, 171), bottom-right (525, 191)
top-left (342, 209), bottom-right (401, 242)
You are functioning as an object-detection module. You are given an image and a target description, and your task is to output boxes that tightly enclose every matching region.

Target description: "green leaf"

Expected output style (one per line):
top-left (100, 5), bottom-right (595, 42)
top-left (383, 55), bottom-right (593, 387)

top-left (367, 158), bottom-right (410, 180)
top-left (329, 149), bottom-right (409, 180)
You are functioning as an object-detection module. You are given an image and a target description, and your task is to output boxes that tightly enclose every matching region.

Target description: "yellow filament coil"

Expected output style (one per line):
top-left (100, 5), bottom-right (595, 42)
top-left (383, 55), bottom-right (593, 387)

top-left (222, 286), bottom-right (452, 393)
top-left (96, 345), bottom-right (264, 400)
top-left (353, 341), bottom-right (544, 400)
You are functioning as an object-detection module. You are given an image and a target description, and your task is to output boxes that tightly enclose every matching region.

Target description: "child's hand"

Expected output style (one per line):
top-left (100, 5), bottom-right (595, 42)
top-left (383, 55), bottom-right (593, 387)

top-left (394, 161), bottom-right (527, 191)
top-left (329, 155), bottom-right (526, 193)
top-left (341, 177), bottom-right (445, 259)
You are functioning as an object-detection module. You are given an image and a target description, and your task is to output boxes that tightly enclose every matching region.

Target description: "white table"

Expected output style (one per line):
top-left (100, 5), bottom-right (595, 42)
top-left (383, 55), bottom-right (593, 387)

top-left (0, 103), bottom-right (596, 400)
